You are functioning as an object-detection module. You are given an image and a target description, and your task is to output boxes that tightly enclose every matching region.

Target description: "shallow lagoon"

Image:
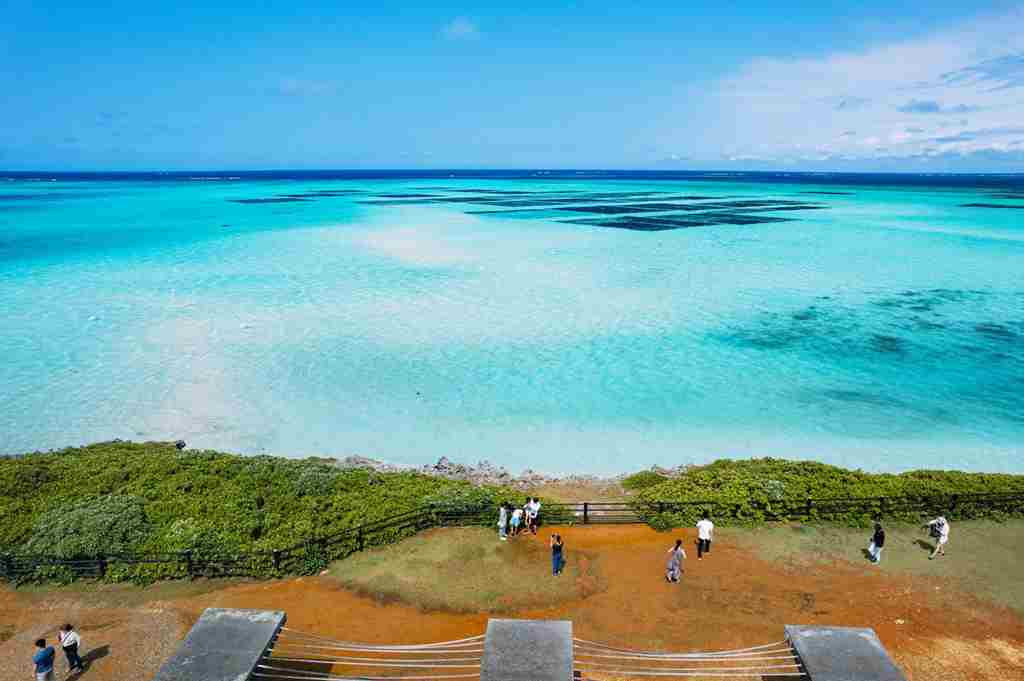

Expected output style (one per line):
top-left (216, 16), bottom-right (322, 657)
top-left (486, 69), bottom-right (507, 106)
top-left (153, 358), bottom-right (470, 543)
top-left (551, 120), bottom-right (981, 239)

top-left (1, 172), bottom-right (1021, 472)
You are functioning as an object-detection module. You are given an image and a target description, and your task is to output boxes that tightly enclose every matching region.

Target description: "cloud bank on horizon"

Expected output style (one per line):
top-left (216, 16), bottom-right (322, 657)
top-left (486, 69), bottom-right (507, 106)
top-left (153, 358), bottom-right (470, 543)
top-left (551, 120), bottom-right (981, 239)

top-left (702, 7), bottom-right (1024, 168)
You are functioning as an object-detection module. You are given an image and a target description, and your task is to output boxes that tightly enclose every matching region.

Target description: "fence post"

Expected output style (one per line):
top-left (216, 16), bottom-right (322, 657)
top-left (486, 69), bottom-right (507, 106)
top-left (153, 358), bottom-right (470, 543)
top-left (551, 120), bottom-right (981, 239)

top-left (97, 554), bottom-right (107, 578)
top-left (272, 550), bottom-right (281, 572)
top-left (357, 526), bottom-right (365, 552)
top-left (583, 502), bottom-right (589, 525)
top-left (183, 550), bottom-right (194, 579)
top-left (1, 553), bottom-right (10, 580)
top-left (657, 502), bottom-right (664, 515)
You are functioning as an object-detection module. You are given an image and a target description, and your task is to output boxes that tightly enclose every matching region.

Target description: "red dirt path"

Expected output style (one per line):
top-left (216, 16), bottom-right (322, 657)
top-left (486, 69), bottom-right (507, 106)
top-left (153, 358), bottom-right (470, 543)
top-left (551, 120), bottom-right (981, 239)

top-left (2, 525), bottom-right (1022, 681)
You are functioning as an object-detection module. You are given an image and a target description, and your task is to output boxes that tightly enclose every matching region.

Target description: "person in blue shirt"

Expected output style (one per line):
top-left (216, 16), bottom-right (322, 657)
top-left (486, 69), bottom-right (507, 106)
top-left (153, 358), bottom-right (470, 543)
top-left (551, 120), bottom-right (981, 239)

top-left (32, 638), bottom-right (56, 681)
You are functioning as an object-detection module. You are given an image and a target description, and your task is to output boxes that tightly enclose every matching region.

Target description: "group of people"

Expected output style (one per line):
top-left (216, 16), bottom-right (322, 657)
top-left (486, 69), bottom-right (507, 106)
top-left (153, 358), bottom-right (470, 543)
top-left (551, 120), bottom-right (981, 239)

top-left (665, 513), bottom-right (949, 580)
top-left (31, 625), bottom-right (84, 681)
top-left (497, 497), bottom-right (542, 540)
top-left (867, 515), bottom-right (950, 564)
top-left (496, 499), bottom-right (565, 575)
top-left (666, 515), bottom-right (715, 582)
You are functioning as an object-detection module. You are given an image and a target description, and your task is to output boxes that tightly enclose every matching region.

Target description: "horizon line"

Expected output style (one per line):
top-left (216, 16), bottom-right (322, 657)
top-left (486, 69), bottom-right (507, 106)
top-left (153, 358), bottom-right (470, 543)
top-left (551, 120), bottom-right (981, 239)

top-left (5, 168), bottom-right (1024, 176)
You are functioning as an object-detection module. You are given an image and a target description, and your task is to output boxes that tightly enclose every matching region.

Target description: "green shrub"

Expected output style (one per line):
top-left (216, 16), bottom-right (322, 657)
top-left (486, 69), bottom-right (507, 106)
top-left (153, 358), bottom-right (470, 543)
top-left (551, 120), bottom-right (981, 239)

top-left (23, 495), bottom-right (150, 558)
top-left (621, 470), bottom-right (669, 491)
top-left (28, 564), bottom-right (75, 586)
top-left (0, 441), bottom-right (519, 583)
top-left (634, 458), bottom-right (1024, 527)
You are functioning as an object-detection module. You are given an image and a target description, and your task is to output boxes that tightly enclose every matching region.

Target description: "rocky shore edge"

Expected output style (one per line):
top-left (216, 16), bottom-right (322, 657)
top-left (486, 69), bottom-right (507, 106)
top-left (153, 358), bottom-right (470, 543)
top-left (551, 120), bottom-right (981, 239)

top-left (331, 454), bottom-right (693, 491)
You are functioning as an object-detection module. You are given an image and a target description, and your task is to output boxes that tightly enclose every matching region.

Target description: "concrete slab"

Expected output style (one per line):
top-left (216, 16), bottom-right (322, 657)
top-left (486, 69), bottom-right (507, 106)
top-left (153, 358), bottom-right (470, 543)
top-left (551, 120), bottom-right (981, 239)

top-left (152, 608), bottom-right (286, 681)
top-left (482, 619), bottom-right (572, 681)
top-left (786, 625), bottom-right (907, 681)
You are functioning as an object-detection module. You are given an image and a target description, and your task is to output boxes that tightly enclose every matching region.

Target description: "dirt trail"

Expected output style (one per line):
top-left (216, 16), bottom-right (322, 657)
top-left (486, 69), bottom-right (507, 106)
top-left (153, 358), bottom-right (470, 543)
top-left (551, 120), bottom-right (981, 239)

top-left (3, 525), bottom-right (1022, 681)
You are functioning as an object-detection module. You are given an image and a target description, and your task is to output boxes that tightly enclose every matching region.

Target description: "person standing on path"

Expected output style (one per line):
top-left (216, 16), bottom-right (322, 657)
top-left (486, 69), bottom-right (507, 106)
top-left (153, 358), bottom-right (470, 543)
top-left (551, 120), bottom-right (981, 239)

top-left (498, 503), bottom-right (509, 541)
top-left (925, 515), bottom-right (950, 559)
top-left (696, 514), bottom-right (714, 560)
top-left (530, 498), bottom-right (542, 534)
top-left (868, 522), bottom-right (885, 564)
top-left (32, 638), bottom-right (56, 681)
top-left (524, 498), bottom-right (538, 535)
top-left (665, 539), bottom-right (686, 583)
top-left (550, 534), bottom-right (564, 575)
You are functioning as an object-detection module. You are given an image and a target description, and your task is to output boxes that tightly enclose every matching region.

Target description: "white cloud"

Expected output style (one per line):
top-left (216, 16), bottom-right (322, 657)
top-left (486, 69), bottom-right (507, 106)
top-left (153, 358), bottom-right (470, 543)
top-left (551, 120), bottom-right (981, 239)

top-left (702, 8), bottom-right (1024, 164)
top-left (274, 78), bottom-right (339, 96)
top-left (442, 17), bottom-right (480, 40)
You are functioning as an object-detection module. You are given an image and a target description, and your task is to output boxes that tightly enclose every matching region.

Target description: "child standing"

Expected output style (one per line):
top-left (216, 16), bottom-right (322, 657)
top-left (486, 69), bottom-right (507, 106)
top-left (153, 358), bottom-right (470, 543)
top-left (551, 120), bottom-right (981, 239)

top-left (665, 539), bottom-right (686, 583)
top-left (510, 506), bottom-right (523, 536)
top-left (498, 504), bottom-right (509, 541)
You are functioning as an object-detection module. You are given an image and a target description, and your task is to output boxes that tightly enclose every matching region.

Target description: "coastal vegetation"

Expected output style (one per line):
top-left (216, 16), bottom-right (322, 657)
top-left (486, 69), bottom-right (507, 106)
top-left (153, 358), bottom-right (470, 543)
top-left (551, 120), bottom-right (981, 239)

top-left (2, 442), bottom-right (1023, 584)
top-left (0, 441), bottom-right (514, 571)
top-left (620, 470), bottom-right (669, 491)
top-left (636, 458), bottom-right (1024, 527)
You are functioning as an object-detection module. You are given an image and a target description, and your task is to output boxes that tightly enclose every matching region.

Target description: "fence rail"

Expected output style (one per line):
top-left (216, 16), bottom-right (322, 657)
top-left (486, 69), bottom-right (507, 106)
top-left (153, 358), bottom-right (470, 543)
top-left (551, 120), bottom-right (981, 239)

top-left (2, 492), bottom-right (1021, 583)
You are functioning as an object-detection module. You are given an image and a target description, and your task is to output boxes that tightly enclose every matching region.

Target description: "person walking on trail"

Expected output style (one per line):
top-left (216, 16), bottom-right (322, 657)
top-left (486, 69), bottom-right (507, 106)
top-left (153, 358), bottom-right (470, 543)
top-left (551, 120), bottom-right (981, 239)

top-left (550, 534), bottom-right (565, 576)
top-left (868, 522), bottom-right (885, 564)
top-left (32, 638), bottom-right (56, 681)
top-left (510, 506), bottom-right (523, 536)
top-left (498, 503), bottom-right (509, 541)
top-left (57, 624), bottom-right (84, 675)
top-left (696, 515), bottom-right (714, 560)
top-left (666, 539), bottom-right (686, 583)
top-left (925, 515), bottom-right (950, 559)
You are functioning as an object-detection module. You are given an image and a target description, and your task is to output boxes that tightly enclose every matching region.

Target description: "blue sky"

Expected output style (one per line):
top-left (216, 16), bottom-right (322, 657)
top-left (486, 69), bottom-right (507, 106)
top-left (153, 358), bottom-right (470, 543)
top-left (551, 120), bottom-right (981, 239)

top-left (3, 1), bottom-right (1024, 171)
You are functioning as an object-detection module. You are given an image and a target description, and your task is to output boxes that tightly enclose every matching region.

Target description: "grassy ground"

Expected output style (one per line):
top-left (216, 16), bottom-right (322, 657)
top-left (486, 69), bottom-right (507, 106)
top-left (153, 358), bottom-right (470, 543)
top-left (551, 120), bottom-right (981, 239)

top-left (728, 519), bottom-right (1024, 614)
top-left (327, 527), bottom-right (606, 612)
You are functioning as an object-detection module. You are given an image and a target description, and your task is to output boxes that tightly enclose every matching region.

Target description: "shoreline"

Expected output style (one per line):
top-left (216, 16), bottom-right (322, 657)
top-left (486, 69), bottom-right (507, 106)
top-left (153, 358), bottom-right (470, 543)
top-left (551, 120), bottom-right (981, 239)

top-left (328, 452), bottom-right (696, 492)
top-left (9, 438), bottom-right (1024, 487)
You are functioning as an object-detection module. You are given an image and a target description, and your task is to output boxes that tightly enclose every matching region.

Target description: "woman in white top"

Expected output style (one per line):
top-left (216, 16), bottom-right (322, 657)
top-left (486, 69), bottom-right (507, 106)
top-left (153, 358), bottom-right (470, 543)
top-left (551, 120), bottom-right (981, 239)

top-left (528, 498), bottom-right (541, 534)
top-left (57, 624), bottom-right (84, 674)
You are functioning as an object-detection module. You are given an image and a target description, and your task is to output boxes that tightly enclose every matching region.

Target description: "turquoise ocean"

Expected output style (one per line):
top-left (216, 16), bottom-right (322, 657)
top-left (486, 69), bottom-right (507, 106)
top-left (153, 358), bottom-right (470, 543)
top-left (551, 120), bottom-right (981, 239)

top-left (1, 171), bottom-right (1021, 473)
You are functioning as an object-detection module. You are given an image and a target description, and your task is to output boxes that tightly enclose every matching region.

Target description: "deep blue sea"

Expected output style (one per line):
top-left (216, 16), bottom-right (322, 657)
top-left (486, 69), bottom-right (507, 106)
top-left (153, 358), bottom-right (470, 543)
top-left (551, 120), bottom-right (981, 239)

top-left (1, 170), bottom-right (1022, 473)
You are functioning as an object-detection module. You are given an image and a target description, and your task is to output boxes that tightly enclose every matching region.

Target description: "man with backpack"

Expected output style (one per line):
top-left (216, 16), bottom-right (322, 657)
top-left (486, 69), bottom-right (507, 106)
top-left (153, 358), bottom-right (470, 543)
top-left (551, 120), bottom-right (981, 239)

top-left (925, 515), bottom-right (950, 559)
